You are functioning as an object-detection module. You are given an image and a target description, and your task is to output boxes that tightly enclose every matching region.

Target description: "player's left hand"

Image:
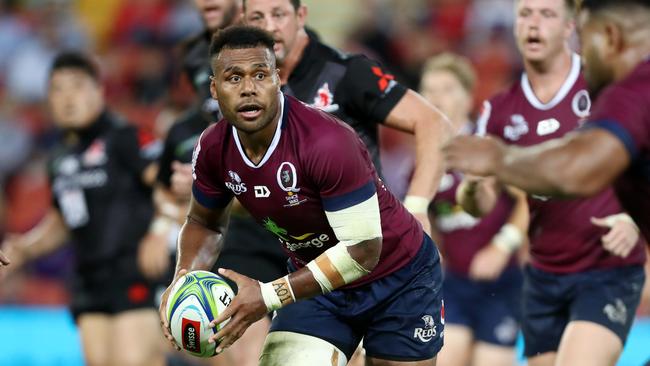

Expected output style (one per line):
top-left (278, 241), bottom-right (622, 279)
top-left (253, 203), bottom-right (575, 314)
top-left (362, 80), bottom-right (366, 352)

top-left (443, 135), bottom-right (505, 177)
top-left (208, 268), bottom-right (267, 353)
top-left (591, 215), bottom-right (640, 258)
top-left (469, 243), bottom-right (510, 281)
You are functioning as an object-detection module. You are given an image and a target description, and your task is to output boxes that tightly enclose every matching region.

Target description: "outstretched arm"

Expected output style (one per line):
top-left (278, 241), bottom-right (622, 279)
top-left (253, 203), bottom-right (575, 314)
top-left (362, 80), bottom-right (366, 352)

top-left (444, 129), bottom-right (630, 197)
top-left (385, 90), bottom-right (453, 231)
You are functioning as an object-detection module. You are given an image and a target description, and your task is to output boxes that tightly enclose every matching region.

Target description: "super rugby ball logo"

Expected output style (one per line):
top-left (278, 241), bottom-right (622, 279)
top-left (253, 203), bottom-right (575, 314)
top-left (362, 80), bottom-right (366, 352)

top-left (414, 315), bottom-right (437, 342)
top-left (225, 170), bottom-right (247, 195)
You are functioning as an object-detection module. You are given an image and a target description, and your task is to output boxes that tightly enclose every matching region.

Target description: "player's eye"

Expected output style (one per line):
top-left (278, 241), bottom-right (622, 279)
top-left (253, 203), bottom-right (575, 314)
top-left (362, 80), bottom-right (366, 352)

top-left (519, 9), bottom-right (531, 17)
top-left (541, 10), bottom-right (556, 18)
top-left (272, 10), bottom-right (286, 20)
top-left (228, 75), bottom-right (241, 83)
top-left (254, 72), bottom-right (266, 81)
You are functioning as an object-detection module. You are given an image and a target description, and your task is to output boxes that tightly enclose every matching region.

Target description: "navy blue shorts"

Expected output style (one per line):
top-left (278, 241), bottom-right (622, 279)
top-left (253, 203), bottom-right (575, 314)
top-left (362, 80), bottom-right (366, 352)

top-left (522, 265), bottom-right (645, 357)
top-left (270, 235), bottom-right (444, 361)
top-left (442, 267), bottom-right (522, 346)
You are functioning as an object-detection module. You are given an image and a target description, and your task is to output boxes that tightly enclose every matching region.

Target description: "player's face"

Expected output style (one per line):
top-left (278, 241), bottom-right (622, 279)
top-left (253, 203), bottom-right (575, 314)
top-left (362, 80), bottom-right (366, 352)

top-left (211, 46), bottom-right (281, 134)
top-left (244, 0), bottom-right (306, 64)
top-left (578, 9), bottom-right (615, 97)
top-left (48, 69), bottom-right (104, 129)
top-left (419, 70), bottom-right (471, 129)
top-left (514, 0), bottom-right (573, 63)
top-left (194, 0), bottom-right (241, 32)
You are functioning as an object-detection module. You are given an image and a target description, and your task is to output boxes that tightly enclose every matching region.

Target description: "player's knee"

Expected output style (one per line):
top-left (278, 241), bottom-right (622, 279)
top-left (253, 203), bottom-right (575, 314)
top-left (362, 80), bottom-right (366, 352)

top-left (259, 331), bottom-right (347, 366)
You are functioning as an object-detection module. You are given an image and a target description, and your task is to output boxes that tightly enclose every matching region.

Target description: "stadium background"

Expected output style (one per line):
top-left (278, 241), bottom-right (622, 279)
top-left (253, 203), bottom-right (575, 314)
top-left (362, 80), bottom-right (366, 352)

top-left (0, 0), bottom-right (647, 365)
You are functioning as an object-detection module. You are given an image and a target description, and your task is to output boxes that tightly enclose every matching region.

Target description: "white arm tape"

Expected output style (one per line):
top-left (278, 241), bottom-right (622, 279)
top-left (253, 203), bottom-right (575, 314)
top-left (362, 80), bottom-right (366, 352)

top-left (324, 242), bottom-right (370, 284)
top-left (324, 193), bottom-right (382, 244)
top-left (259, 275), bottom-right (295, 313)
top-left (492, 223), bottom-right (524, 253)
top-left (403, 195), bottom-right (430, 214)
top-left (306, 261), bottom-right (334, 293)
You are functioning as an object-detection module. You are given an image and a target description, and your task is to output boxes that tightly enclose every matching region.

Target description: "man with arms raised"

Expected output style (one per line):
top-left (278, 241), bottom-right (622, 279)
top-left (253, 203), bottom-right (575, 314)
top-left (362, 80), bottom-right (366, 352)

top-left (160, 26), bottom-right (444, 366)
top-left (449, 1), bottom-right (645, 366)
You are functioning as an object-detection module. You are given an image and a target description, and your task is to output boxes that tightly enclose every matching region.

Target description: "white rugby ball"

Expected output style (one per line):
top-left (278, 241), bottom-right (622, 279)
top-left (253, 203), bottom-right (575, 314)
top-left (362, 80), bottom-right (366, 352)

top-left (166, 270), bottom-right (234, 357)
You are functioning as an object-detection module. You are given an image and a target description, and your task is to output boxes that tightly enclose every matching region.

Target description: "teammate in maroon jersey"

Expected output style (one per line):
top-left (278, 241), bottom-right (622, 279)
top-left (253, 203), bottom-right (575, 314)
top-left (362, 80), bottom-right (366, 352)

top-left (446, 1), bottom-right (646, 366)
top-left (420, 53), bottom-right (529, 366)
top-left (447, 0), bottom-right (650, 243)
top-left (160, 26), bottom-right (444, 366)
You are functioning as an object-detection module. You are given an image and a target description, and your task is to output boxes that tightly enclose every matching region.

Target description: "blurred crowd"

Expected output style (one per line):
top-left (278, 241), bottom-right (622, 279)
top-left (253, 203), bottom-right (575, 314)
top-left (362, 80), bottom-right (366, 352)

top-left (0, 0), bottom-right (647, 318)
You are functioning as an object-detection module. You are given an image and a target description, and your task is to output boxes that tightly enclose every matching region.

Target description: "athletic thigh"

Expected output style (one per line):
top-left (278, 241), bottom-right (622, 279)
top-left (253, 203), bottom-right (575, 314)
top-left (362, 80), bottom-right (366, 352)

top-left (110, 308), bottom-right (165, 366)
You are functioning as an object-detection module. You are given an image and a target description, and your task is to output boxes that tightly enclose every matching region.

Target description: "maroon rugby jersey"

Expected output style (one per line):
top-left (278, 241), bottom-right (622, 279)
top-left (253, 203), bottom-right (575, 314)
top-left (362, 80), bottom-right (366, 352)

top-left (586, 58), bottom-right (650, 242)
top-left (192, 94), bottom-right (424, 287)
top-left (477, 54), bottom-right (645, 273)
top-left (430, 171), bottom-right (516, 275)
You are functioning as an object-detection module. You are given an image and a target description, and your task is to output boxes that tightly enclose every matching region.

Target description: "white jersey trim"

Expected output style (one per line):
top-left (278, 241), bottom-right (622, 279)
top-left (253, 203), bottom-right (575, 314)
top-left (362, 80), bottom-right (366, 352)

top-left (521, 53), bottom-right (581, 111)
top-left (233, 93), bottom-right (285, 169)
top-left (475, 100), bottom-right (492, 137)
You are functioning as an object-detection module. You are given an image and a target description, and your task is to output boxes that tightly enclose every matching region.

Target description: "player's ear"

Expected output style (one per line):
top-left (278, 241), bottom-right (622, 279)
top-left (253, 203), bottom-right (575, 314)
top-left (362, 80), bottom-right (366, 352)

top-left (210, 75), bottom-right (219, 100)
top-left (603, 20), bottom-right (624, 55)
top-left (296, 5), bottom-right (308, 28)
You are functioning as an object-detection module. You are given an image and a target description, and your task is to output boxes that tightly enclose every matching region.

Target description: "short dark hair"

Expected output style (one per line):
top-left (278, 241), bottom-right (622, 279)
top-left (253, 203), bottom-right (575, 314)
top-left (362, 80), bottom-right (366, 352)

top-left (209, 25), bottom-right (276, 61)
top-left (243, 0), bottom-right (300, 11)
top-left (580, 0), bottom-right (650, 12)
top-left (50, 52), bottom-right (100, 81)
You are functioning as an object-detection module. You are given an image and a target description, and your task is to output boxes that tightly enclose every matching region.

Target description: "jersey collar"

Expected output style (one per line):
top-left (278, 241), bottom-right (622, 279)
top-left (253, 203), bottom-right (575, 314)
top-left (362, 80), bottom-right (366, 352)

top-left (521, 53), bottom-right (581, 110)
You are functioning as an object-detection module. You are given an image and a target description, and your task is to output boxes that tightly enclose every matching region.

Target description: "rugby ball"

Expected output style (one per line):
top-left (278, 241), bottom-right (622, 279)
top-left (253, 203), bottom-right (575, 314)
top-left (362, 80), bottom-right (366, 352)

top-left (166, 270), bottom-right (235, 357)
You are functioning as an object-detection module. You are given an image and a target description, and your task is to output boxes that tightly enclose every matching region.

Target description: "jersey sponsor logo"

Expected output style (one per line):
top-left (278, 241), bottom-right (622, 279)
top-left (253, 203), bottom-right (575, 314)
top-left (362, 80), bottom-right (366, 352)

top-left (504, 114), bottom-right (529, 141)
top-left (371, 66), bottom-right (396, 94)
top-left (603, 299), bottom-right (628, 325)
top-left (536, 118), bottom-right (561, 136)
top-left (254, 185), bottom-right (270, 198)
top-left (262, 217), bottom-right (330, 251)
top-left (225, 170), bottom-right (247, 195)
top-left (571, 89), bottom-right (591, 118)
top-left (83, 139), bottom-right (107, 166)
top-left (58, 156), bottom-right (80, 175)
top-left (52, 169), bottom-right (109, 192)
top-left (413, 315), bottom-right (437, 343)
top-left (311, 82), bottom-right (340, 113)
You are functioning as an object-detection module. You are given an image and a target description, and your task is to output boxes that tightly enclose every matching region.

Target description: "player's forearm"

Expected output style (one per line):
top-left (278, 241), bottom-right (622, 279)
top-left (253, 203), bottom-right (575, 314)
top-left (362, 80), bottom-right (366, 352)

top-left (503, 186), bottom-right (530, 233)
top-left (258, 238), bottom-right (382, 312)
top-left (174, 218), bottom-right (225, 275)
top-left (21, 209), bottom-right (69, 261)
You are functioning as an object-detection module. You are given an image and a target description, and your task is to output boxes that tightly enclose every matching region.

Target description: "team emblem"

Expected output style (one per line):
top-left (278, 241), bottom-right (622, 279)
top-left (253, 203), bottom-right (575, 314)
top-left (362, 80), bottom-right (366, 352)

top-left (504, 114), bottom-right (529, 141)
top-left (536, 118), bottom-right (561, 136)
top-left (225, 170), bottom-right (247, 195)
top-left (311, 83), bottom-right (339, 112)
top-left (276, 162), bottom-right (306, 207)
top-left (572, 89), bottom-right (591, 118)
top-left (413, 314), bottom-right (437, 343)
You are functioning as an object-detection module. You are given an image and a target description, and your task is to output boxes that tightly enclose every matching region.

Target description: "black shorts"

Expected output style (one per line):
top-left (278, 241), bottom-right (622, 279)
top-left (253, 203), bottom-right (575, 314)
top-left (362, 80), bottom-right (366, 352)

top-left (70, 254), bottom-right (157, 321)
top-left (213, 215), bottom-right (288, 287)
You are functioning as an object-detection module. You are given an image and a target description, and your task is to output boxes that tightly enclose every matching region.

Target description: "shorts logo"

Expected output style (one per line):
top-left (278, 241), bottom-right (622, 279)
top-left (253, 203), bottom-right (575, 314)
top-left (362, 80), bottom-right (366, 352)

top-left (277, 162), bottom-right (306, 207)
top-left (414, 315), bottom-right (437, 342)
top-left (371, 66), bottom-right (396, 94)
top-left (181, 318), bottom-right (201, 353)
top-left (225, 170), bottom-right (247, 195)
top-left (603, 299), bottom-right (628, 325)
top-left (572, 89), bottom-right (591, 118)
top-left (254, 185), bottom-right (270, 198)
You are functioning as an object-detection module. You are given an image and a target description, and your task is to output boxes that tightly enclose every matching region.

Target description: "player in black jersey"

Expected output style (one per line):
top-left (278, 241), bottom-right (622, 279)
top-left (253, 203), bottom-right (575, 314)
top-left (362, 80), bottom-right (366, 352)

top-left (0, 53), bottom-right (164, 366)
top-left (243, 0), bottom-right (451, 235)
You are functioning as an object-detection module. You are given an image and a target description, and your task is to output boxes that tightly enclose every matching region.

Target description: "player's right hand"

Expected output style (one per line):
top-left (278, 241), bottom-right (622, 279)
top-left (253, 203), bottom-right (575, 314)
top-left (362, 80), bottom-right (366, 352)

top-left (170, 162), bottom-right (193, 200)
top-left (0, 249), bottom-right (10, 266)
top-left (159, 269), bottom-right (187, 351)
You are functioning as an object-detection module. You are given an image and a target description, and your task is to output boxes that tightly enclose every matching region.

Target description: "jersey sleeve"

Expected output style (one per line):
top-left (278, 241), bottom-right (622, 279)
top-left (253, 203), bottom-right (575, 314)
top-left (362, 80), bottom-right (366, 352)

top-left (335, 56), bottom-right (408, 124)
top-left (156, 126), bottom-right (179, 188)
top-left (307, 125), bottom-right (377, 211)
top-left (475, 100), bottom-right (501, 137)
top-left (583, 85), bottom-right (649, 160)
top-left (112, 126), bottom-right (158, 179)
top-left (190, 129), bottom-right (233, 208)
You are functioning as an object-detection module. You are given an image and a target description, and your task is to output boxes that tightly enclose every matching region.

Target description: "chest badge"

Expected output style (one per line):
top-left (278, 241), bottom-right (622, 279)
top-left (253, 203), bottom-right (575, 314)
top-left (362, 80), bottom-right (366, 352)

top-left (277, 162), bottom-right (306, 207)
top-left (536, 118), bottom-right (561, 136)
